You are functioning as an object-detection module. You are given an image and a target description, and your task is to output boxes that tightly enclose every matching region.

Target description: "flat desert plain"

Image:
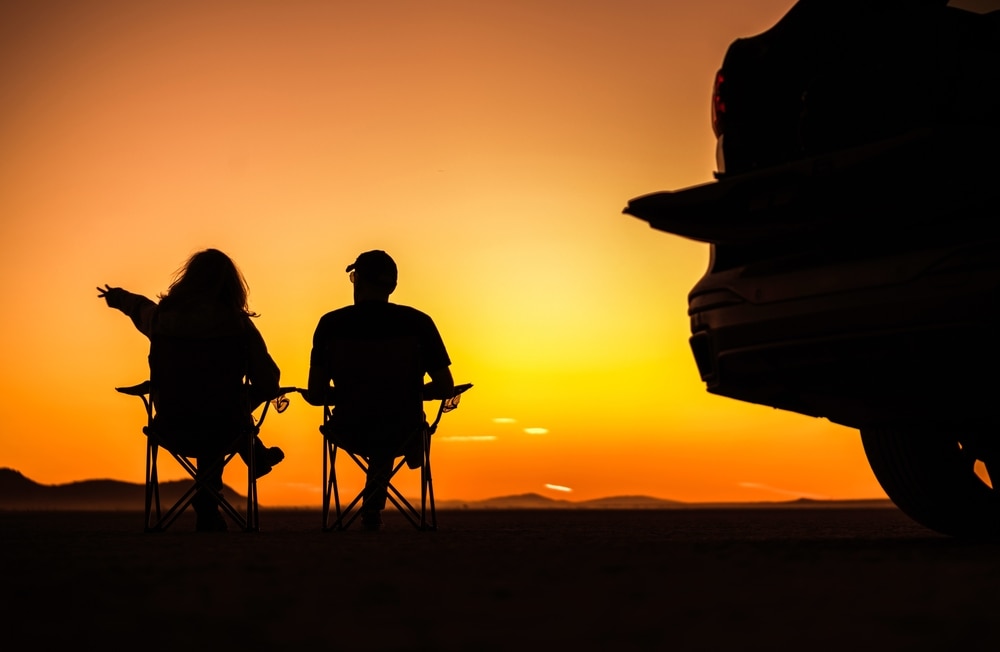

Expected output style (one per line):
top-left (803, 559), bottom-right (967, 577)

top-left (2, 507), bottom-right (997, 651)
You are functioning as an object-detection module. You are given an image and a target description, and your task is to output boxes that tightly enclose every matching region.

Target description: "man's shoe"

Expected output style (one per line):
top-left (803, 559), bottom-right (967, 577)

top-left (404, 449), bottom-right (423, 470)
top-left (404, 438), bottom-right (424, 469)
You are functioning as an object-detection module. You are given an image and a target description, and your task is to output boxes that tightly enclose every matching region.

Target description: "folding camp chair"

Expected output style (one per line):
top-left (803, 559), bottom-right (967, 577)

top-left (317, 382), bottom-right (472, 531)
top-left (116, 381), bottom-right (291, 533)
top-left (116, 330), bottom-right (292, 533)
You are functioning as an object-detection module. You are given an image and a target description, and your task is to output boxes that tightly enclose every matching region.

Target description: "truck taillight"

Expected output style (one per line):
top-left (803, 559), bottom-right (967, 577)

top-left (711, 70), bottom-right (726, 138)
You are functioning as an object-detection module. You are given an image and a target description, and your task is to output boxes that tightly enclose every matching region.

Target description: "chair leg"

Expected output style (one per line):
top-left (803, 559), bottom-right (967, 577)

top-left (323, 439), bottom-right (347, 531)
top-left (144, 446), bottom-right (258, 533)
top-left (324, 442), bottom-right (369, 531)
top-left (153, 455), bottom-right (204, 532)
top-left (144, 441), bottom-right (162, 533)
top-left (322, 435), bottom-right (437, 532)
top-left (331, 459), bottom-right (367, 531)
top-left (245, 439), bottom-right (259, 532)
top-left (205, 452), bottom-right (247, 529)
top-left (325, 448), bottom-right (387, 531)
top-left (421, 434), bottom-right (437, 531)
top-left (144, 441), bottom-right (208, 532)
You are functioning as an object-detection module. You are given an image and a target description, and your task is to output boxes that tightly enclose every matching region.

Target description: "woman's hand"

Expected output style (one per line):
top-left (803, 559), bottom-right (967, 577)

top-left (97, 284), bottom-right (125, 308)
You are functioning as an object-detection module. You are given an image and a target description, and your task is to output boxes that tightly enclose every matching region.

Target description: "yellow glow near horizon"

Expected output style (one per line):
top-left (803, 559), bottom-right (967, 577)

top-left (0, 0), bottom-right (887, 506)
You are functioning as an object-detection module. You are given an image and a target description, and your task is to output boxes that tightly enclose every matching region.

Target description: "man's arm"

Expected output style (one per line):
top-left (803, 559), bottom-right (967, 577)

top-left (305, 365), bottom-right (337, 407)
top-left (305, 319), bottom-right (336, 406)
top-left (417, 311), bottom-right (453, 400)
top-left (423, 366), bottom-right (454, 401)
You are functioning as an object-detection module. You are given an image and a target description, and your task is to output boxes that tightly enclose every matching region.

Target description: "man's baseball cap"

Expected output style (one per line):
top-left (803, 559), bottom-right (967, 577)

top-left (345, 250), bottom-right (397, 285)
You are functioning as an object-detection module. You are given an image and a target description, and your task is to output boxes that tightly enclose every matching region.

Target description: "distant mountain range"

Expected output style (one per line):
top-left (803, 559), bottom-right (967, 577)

top-left (0, 468), bottom-right (893, 510)
top-left (0, 467), bottom-right (249, 511)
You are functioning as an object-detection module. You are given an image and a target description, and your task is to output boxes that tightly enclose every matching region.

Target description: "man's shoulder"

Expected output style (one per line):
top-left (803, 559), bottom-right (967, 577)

top-left (316, 304), bottom-right (355, 322)
top-left (315, 302), bottom-right (436, 333)
top-left (387, 302), bottom-right (433, 320)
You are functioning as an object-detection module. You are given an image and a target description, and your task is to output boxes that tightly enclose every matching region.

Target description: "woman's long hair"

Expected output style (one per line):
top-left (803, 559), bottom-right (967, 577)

top-left (159, 248), bottom-right (258, 317)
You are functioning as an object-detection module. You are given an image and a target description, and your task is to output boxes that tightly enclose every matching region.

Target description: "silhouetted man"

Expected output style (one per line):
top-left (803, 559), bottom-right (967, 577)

top-left (305, 250), bottom-right (454, 531)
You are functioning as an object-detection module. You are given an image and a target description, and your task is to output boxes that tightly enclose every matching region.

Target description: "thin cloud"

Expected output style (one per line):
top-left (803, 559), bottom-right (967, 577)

top-left (438, 435), bottom-right (497, 442)
top-left (492, 417), bottom-right (517, 424)
top-left (524, 427), bottom-right (548, 435)
top-left (545, 484), bottom-right (572, 493)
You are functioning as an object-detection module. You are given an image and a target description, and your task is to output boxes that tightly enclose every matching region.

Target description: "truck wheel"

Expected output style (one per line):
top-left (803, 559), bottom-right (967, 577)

top-left (860, 426), bottom-right (1000, 538)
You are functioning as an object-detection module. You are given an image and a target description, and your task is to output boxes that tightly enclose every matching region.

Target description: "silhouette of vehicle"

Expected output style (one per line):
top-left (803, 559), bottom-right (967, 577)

top-left (624, 0), bottom-right (1000, 537)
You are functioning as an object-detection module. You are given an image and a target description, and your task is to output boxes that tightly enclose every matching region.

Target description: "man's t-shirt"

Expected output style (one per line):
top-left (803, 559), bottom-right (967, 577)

top-left (308, 301), bottom-right (451, 453)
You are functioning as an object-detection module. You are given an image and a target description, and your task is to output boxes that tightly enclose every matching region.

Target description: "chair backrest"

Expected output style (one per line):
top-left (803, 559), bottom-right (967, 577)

top-left (147, 331), bottom-right (252, 456)
top-left (324, 334), bottom-right (426, 456)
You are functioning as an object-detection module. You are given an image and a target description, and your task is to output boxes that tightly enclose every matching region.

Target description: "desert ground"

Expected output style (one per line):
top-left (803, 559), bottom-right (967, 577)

top-left (2, 506), bottom-right (997, 651)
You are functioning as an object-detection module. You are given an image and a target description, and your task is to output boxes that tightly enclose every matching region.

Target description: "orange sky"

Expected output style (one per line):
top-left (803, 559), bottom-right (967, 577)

top-left (1, 0), bottom-right (891, 506)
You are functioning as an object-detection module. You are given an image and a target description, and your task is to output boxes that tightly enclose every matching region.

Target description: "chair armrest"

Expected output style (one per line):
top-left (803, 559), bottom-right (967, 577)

top-left (115, 380), bottom-right (151, 396)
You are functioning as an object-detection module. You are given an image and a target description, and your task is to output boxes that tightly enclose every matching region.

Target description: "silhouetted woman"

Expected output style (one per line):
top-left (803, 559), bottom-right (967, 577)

top-left (98, 248), bottom-right (284, 532)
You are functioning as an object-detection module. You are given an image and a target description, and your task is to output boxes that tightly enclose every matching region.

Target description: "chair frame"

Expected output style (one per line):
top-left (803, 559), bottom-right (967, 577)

top-left (117, 381), bottom-right (288, 533)
top-left (321, 383), bottom-right (471, 532)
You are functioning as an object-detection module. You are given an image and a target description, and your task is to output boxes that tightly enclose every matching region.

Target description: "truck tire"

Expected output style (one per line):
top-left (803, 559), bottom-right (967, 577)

top-left (860, 426), bottom-right (1000, 538)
